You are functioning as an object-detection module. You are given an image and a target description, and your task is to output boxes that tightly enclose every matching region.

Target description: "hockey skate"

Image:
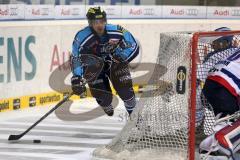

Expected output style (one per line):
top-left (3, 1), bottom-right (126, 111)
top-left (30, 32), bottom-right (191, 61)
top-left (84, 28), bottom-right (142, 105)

top-left (101, 104), bottom-right (114, 116)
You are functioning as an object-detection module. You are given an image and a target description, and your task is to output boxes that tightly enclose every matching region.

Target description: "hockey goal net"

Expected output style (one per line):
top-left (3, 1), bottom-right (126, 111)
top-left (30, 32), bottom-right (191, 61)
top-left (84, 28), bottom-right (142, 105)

top-left (92, 31), bottom-right (240, 160)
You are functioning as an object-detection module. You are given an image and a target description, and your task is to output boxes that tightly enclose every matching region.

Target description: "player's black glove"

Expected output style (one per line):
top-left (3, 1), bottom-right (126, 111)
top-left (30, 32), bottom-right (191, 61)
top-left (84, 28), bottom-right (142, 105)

top-left (101, 40), bottom-right (128, 63)
top-left (101, 41), bottom-right (120, 54)
top-left (71, 75), bottom-right (86, 95)
top-left (112, 52), bottom-right (127, 63)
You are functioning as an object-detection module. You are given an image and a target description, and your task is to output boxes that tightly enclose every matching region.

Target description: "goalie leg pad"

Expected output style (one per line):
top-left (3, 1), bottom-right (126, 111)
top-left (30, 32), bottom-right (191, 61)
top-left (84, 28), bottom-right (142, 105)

top-left (199, 122), bottom-right (229, 154)
top-left (215, 119), bottom-right (240, 156)
top-left (200, 119), bottom-right (240, 158)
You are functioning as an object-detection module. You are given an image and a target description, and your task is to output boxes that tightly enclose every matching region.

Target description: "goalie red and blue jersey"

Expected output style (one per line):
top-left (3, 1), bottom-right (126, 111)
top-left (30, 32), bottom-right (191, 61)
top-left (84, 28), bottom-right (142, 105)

top-left (208, 48), bottom-right (240, 97)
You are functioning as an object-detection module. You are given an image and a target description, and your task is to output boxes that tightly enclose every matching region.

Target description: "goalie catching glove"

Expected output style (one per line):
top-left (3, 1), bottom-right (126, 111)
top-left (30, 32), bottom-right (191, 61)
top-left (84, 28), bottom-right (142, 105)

top-left (71, 75), bottom-right (86, 95)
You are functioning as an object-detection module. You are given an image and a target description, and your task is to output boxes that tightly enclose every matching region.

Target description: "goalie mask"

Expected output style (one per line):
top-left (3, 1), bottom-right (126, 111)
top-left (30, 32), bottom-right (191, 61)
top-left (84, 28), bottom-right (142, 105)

top-left (212, 27), bottom-right (234, 52)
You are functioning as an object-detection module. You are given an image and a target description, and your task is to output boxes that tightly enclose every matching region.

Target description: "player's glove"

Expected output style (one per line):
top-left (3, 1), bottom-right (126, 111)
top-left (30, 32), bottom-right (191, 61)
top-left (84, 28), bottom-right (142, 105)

top-left (101, 40), bottom-right (128, 63)
top-left (101, 40), bottom-right (122, 54)
top-left (112, 48), bottom-right (127, 63)
top-left (71, 75), bottom-right (86, 95)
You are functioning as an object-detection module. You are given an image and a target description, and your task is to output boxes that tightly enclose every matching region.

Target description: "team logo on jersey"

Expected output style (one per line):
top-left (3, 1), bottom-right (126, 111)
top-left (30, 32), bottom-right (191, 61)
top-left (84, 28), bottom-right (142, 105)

top-left (117, 25), bottom-right (128, 33)
top-left (176, 66), bottom-right (186, 94)
top-left (108, 39), bottom-right (120, 45)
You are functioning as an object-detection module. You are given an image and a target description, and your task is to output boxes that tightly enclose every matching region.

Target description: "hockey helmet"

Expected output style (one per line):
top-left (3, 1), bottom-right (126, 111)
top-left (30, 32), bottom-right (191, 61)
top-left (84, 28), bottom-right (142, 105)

top-left (212, 27), bottom-right (234, 51)
top-left (86, 7), bottom-right (107, 25)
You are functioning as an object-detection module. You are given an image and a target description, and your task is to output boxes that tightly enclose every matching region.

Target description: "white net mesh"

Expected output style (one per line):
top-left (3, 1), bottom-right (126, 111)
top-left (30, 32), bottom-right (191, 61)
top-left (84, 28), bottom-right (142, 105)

top-left (92, 31), bottom-right (240, 160)
top-left (196, 33), bottom-right (240, 136)
top-left (93, 147), bottom-right (187, 160)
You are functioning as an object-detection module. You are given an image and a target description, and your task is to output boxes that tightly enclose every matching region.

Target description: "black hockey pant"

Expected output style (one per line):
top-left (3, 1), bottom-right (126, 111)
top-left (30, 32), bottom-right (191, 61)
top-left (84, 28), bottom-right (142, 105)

top-left (88, 62), bottom-right (136, 114)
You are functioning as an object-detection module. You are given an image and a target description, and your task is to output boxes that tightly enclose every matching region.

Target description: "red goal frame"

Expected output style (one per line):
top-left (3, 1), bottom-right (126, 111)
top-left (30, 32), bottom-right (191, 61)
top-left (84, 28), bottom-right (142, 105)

top-left (189, 30), bottom-right (240, 160)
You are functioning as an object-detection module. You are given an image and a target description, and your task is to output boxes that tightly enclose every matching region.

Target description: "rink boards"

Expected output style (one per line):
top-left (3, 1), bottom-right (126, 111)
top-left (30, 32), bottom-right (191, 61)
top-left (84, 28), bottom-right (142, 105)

top-left (1, 19), bottom-right (240, 113)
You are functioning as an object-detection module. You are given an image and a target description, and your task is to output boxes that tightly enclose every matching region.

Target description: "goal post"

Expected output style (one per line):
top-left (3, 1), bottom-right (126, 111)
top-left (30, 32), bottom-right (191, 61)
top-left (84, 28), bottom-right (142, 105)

top-left (189, 30), bottom-right (240, 160)
top-left (93, 30), bottom-right (240, 160)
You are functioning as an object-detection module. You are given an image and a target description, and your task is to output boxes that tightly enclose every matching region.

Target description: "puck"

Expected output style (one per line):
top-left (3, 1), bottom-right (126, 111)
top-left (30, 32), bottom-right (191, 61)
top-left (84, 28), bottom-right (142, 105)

top-left (33, 139), bottom-right (41, 143)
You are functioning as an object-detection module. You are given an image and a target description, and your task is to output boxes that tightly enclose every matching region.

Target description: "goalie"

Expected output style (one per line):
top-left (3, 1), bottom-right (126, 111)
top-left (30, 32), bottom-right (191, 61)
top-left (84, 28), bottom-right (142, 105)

top-left (70, 7), bottom-right (139, 116)
top-left (199, 28), bottom-right (240, 159)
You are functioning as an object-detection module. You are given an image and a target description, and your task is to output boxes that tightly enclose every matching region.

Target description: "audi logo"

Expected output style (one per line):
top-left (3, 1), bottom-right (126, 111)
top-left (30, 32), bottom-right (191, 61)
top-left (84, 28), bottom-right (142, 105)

top-left (72, 8), bottom-right (81, 15)
top-left (186, 9), bottom-right (198, 16)
top-left (232, 10), bottom-right (240, 16)
top-left (106, 8), bottom-right (115, 16)
top-left (42, 8), bottom-right (50, 15)
top-left (9, 8), bottom-right (18, 16)
top-left (144, 8), bottom-right (155, 16)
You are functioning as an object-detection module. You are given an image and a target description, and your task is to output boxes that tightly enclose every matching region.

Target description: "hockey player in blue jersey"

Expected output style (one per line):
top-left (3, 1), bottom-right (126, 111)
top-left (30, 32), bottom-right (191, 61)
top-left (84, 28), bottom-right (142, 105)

top-left (71, 7), bottom-right (139, 116)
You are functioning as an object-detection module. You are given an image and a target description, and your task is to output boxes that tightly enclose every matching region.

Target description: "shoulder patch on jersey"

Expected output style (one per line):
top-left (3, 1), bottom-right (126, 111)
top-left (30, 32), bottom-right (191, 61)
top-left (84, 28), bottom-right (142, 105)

top-left (117, 25), bottom-right (128, 33)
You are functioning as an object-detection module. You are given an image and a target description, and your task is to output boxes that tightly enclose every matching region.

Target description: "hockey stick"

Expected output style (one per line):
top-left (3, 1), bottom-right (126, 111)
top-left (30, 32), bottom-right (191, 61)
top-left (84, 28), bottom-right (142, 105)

top-left (8, 93), bottom-right (73, 141)
top-left (8, 54), bottom-right (104, 141)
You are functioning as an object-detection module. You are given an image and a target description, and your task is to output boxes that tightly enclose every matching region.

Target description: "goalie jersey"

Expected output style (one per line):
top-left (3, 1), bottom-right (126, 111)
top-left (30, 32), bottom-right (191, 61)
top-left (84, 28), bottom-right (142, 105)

top-left (196, 48), bottom-right (239, 126)
top-left (71, 24), bottom-right (139, 77)
top-left (207, 48), bottom-right (240, 97)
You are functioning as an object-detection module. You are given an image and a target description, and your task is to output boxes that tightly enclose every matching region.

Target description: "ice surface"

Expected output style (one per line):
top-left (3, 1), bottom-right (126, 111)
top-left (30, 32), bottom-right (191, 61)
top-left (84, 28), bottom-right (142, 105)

top-left (0, 98), bottom-right (126, 160)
